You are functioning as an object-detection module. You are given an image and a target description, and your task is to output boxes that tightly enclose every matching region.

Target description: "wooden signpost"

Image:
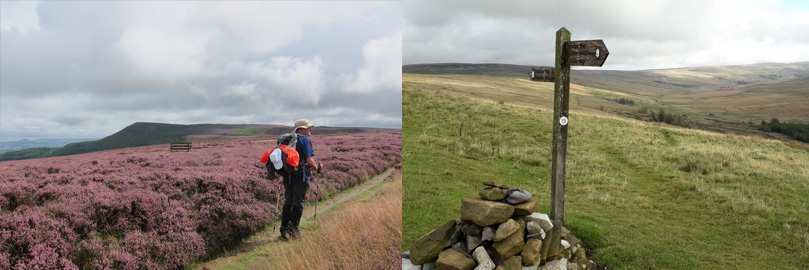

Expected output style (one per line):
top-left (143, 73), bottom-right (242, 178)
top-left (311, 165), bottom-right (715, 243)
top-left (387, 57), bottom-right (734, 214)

top-left (530, 27), bottom-right (609, 258)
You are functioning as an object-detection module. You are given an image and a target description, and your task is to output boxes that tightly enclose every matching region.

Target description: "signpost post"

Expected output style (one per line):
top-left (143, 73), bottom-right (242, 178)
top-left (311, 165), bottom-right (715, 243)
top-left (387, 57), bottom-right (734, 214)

top-left (531, 27), bottom-right (609, 259)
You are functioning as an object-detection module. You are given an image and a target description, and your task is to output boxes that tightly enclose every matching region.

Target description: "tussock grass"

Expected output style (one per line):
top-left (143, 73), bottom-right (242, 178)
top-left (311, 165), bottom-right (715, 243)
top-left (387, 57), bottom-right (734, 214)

top-left (265, 172), bottom-right (402, 270)
top-left (403, 74), bottom-right (809, 269)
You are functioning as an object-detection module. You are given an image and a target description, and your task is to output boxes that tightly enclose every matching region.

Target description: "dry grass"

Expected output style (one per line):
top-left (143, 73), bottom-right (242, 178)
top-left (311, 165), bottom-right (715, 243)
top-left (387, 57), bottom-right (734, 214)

top-left (264, 171), bottom-right (402, 270)
top-left (667, 78), bottom-right (809, 121)
top-left (403, 75), bottom-right (809, 269)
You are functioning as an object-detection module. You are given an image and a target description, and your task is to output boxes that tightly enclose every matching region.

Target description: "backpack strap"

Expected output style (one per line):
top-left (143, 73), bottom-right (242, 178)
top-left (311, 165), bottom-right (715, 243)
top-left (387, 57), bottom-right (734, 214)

top-left (290, 133), bottom-right (299, 148)
top-left (277, 132), bottom-right (299, 146)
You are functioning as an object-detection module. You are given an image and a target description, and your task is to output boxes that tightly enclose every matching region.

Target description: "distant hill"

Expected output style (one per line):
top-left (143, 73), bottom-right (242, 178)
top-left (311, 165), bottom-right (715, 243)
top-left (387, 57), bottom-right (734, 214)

top-left (665, 77), bottom-right (809, 120)
top-left (404, 62), bottom-right (809, 133)
top-left (0, 138), bottom-right (95, 153)
top-left (574, 62), bottom-right (809, 95)
top-left (404, 69), bottom-right (808, 147)
top-left (403, 63), bottom-right (540, 77)
top-left (404, 62), bottom-right (809, 95)
top-left (0, 122), bottom-right (382, 161)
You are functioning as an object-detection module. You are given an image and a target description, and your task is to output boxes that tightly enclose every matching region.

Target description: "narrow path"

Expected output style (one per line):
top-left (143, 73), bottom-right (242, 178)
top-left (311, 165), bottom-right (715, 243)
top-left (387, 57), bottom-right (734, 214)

top-left (194, 167), bottom-right (397, 269)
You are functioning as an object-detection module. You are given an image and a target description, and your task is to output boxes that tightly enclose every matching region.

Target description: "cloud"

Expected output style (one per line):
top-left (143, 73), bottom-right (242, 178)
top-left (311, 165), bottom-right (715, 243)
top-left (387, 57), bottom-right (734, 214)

top-left (223, 56), bottom-right (325, 106)
top-left (0, 1), bottom-right (40, 33)
top-left (118, 26), bottom-right (211, 77)
top-left (0, 1), bottom-right (401, 140)
top-left (344, 32), bottom-right (403, 94)
top-left (403, 0), bottom-right (809, 69)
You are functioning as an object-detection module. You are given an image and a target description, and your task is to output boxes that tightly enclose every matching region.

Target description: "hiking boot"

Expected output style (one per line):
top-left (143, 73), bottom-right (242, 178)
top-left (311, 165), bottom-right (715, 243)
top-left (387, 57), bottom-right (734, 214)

top-left (278, 232), bottom-right (290, 242)
top-left (289, 229), bottom-right (301, 240)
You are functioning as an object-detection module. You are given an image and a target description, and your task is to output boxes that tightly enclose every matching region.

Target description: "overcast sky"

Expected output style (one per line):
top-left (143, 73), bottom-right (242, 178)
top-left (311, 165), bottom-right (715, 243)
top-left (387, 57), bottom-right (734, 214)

top-left (0, 1), bottom-right (401, 140)
top-left (404, 0), bottom-right (809, 70)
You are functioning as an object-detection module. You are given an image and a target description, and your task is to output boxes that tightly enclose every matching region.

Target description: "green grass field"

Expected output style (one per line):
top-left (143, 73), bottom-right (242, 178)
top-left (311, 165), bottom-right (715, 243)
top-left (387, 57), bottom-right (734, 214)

top-left (402, 74), bottom-right (809, 269)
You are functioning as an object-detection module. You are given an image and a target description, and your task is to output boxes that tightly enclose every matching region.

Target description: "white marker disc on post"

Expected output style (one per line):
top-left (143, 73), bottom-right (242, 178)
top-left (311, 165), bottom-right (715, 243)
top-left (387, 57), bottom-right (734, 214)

top-left (559, 116), bottom-right (569, 126)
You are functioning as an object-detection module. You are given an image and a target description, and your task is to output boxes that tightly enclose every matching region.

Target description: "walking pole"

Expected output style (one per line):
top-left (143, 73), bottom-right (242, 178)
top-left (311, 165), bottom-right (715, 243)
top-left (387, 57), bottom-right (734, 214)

top-left (313, 195), bottom-right (318, 224)
top-left (313, 163), bottom-right (322, 224)
top-left (274, 185), bottom-right (281, 233)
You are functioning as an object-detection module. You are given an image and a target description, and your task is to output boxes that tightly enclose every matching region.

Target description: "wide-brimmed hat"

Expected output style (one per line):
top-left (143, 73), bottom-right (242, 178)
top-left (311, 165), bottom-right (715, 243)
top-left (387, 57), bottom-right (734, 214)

top-left (294, 119), bottom-right (314, 130)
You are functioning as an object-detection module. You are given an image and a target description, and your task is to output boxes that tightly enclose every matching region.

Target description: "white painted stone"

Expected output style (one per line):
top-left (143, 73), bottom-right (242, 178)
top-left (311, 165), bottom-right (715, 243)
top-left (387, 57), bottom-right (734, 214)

top-left (526, 221), bottom-right (542, 235)
top-left (402, 258), bottom-right (421, 270)
top-left (526, 221), bottom-right (547, 240)
top-left (561, 240), bottom-right (570, 250)
top-left (472, 246), bottom-right (496, 270)
top-left (527, 213), bottom-right (553, 232)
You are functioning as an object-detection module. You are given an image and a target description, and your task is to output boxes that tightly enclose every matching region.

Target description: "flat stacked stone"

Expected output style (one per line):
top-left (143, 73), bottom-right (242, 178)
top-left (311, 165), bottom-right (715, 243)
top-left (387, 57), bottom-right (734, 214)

top-left (404, 182), bottom-right (598, 270)
top-left (410, 220), bottom-right (459, 264)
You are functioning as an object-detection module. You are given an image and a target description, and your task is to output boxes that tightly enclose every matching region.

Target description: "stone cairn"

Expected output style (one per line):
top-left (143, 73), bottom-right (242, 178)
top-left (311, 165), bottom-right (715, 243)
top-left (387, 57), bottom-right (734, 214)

top-left (403, 182), bottom-right (598, 270)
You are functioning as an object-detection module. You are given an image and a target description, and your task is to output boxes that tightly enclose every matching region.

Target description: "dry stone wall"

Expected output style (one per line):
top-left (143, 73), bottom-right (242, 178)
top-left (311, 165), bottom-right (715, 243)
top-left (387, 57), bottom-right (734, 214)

top-left (403, 182), bottom-right (599, 270)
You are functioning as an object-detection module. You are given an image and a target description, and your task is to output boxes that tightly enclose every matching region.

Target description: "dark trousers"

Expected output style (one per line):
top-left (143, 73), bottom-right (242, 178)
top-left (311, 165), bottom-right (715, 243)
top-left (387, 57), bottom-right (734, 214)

top-left (280, 174), bottom-right (309, 235)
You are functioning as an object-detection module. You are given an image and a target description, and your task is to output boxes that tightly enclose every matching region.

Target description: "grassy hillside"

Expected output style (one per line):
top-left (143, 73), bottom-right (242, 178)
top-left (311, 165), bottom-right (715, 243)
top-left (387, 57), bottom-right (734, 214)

top-left (407, 70), bottom-right (809, 143)
top-left (403, 63), bottom-right (542, 77)
top-left (402, 74), bottom-right (809, 269)
top-left (0, 122), bottom-right (379, 161)
top-left (404, 62), bottom-right (809, 124)
top-left (404, 62), bottom-right (809, 94)
top-left (573, 62), bottom-right (809, 95)
top-left (666, 77), bottom-right (809, 121)
top-left (401, 73), bottom-right (692, 130)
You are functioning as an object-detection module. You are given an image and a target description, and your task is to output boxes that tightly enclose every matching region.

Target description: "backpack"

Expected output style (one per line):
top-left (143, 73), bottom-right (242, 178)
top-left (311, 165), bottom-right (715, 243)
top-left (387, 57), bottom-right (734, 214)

top-left (259, 133), bottom-right (300, 178)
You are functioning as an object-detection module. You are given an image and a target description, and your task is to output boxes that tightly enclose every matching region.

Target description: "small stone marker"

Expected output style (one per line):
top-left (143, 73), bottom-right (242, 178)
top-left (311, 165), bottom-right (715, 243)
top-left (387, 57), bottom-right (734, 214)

top-left (405, 183), bottom-right (595, 269)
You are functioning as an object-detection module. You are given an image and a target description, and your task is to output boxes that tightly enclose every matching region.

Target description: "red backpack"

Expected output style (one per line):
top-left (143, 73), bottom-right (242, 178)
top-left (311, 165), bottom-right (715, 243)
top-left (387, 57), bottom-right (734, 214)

top-left (260, 133), bottom-right (300, 178)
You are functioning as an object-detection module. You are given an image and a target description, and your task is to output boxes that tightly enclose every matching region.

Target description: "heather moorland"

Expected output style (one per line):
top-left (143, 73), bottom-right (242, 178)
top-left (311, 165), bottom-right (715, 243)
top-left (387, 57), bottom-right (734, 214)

top-left (0, 132), bottom-right (401, 269)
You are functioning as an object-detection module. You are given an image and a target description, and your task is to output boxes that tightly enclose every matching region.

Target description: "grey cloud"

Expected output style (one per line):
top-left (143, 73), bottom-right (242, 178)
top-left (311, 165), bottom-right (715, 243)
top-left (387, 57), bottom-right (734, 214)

top-left (404, 0), bottom-right (809, 69)
top-left (0, 1), bottom-right (401, 140)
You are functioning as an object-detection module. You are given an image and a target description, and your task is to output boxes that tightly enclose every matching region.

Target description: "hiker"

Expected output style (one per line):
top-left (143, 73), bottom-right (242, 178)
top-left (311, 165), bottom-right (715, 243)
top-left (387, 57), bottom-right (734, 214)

top-left (279, 119), bottom-right (321, 240)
